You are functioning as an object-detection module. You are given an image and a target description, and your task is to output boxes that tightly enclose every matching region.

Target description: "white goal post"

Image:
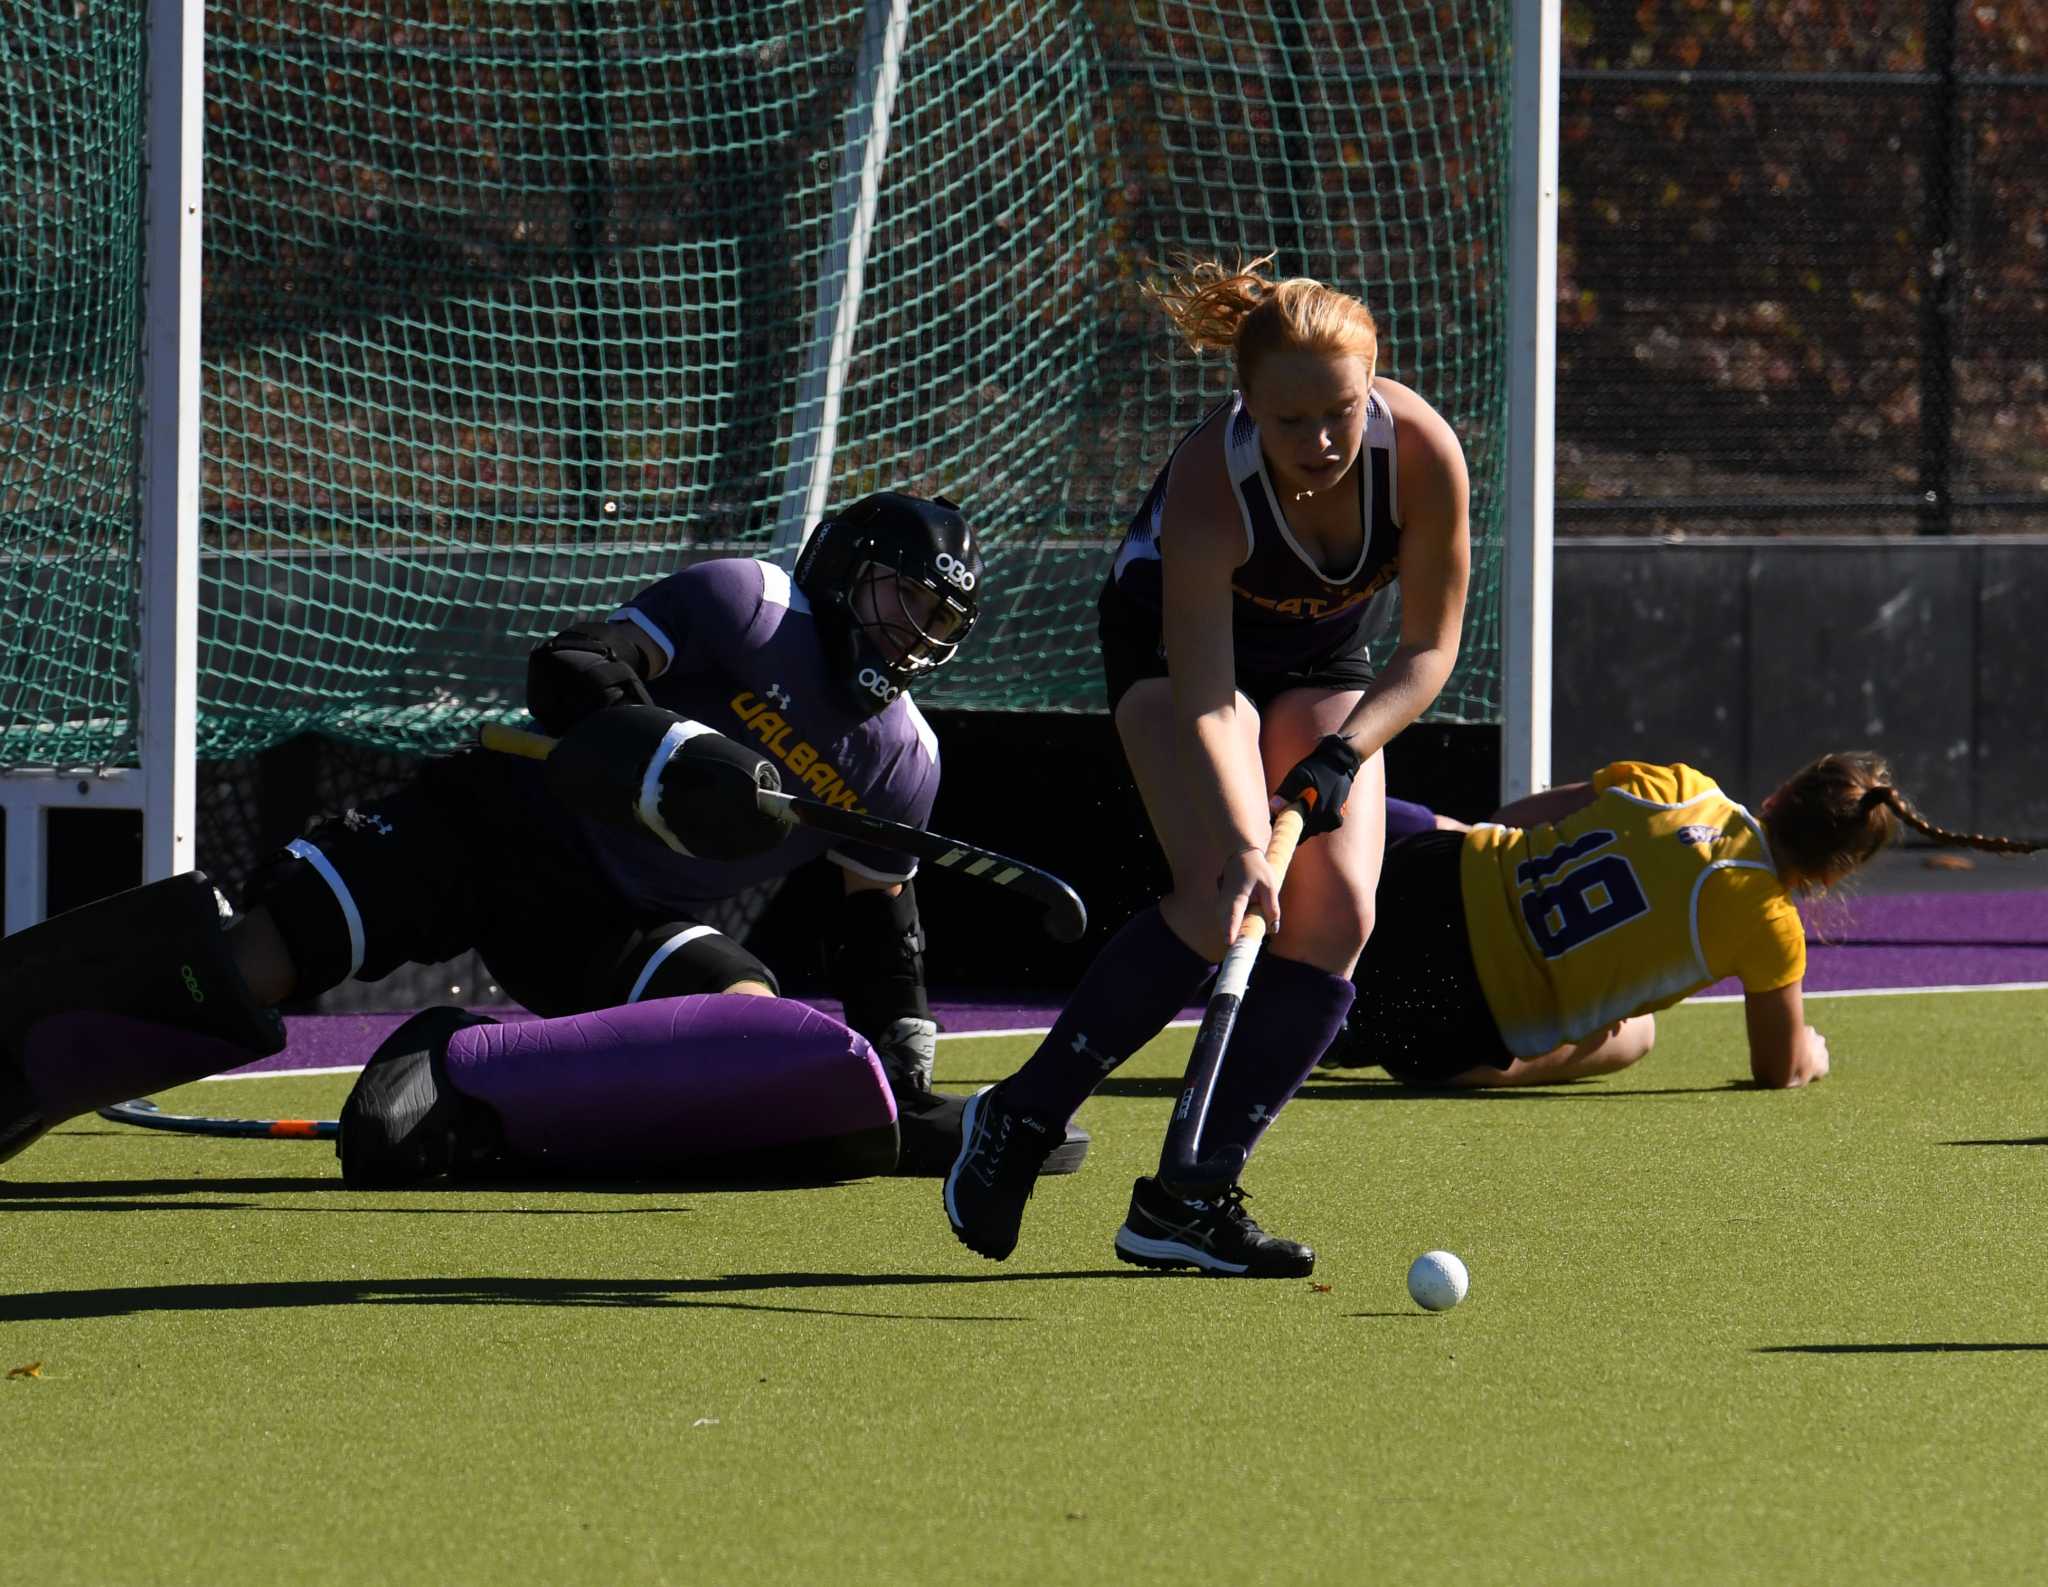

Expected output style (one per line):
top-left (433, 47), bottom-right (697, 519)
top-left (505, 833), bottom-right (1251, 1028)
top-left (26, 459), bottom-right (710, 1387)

top-left (0, 0), bottom-right (202, 936)
top-left (1501, 0), bottom-right (1560, 805)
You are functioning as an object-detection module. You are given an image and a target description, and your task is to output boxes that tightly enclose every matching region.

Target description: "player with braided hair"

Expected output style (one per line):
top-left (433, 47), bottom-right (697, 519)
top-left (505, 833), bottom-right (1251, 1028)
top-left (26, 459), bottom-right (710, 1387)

top-left (1322, 752), bottom-right (2042, 1090)
top-left (1, 491), bottom-right (1087, 1183)
top-left (943, 254), bottom-right (1471, 1275)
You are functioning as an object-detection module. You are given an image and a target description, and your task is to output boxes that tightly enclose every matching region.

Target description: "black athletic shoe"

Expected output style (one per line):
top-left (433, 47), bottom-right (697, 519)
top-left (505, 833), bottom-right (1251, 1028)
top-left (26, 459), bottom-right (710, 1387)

top-left (942, 1083), bottom-right (1064, 1260)
top-left (1113, 1176), bottom-right (1316, 1278)
top-left (896, 1087), bottom-right (1090, 1178)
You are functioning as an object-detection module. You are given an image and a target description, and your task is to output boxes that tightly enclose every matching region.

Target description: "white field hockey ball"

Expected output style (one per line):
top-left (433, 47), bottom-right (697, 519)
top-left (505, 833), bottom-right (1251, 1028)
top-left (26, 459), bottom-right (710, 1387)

top-left (1406, 1250), bottom-right (1470, 1312)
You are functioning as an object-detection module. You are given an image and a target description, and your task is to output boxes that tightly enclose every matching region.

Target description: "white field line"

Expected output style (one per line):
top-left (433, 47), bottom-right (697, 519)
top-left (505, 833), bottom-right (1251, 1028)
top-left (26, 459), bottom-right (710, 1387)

top-left (201, 978), bottom-right (2048, 1082)
top-left (207, 1062), bottom-right (367, 1083)
top-left (1692, 978), bottom-right (2048, 1005)
top-left (921, 979), bottom-right (2048, 1042)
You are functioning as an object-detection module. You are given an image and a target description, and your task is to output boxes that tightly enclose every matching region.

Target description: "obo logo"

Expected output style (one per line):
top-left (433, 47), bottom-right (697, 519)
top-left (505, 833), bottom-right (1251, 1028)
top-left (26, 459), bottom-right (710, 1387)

top-left (858, 666), bottom-right (900, 703)
top-left (934, 552), bottom-right (977, 592)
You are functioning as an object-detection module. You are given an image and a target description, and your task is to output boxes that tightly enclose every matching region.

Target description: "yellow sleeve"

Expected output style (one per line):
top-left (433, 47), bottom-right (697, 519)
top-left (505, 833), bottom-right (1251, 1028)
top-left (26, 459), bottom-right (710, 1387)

top-left (1698, 868), bottom-right (1806, 992)
top-left (1591, 761), bottom-right (1653, 794)
top-left (1592, 762), bottom-right (1716, 804)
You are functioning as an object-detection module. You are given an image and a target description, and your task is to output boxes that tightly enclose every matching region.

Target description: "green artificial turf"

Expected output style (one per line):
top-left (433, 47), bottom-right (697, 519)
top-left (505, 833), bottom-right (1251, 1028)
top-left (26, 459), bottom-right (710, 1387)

top-left (4, 989), bottom-right (2047, 1584)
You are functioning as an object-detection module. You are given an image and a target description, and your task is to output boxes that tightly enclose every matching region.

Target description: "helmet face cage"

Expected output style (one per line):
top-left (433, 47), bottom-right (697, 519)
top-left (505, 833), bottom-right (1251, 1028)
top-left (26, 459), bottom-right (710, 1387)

top-left (796, 492), bottom-right (981, 701)
top-left (846, 558), bottom-right (974, 682)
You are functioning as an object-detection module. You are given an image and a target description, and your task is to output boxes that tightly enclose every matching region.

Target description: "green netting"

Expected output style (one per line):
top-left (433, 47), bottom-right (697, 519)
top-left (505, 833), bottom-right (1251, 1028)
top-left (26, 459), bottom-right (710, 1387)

top-left (1, 0), bottom-right (1510, 767)
top-left (0, 0), bottom-right (147, 767)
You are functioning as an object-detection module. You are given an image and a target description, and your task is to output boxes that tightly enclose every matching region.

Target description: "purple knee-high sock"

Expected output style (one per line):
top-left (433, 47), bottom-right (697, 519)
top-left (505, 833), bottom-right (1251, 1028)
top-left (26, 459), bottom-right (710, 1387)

top-left (1001, 906), bottom-right (1215, 1124)
top-left (1189, 954), bottom-right (1356, 1173)
top-left (1384, 796), bottom-right (1439, 844)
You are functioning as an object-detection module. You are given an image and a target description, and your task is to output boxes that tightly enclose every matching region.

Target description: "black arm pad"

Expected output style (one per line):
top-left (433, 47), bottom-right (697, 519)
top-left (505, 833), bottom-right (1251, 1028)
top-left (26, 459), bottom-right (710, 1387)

top-left (527, 621), bottom-right (663, 736)
top-left (542, 704), bottom-right (789, 861)
top-left (827, 881), bottom-right (930, 1040)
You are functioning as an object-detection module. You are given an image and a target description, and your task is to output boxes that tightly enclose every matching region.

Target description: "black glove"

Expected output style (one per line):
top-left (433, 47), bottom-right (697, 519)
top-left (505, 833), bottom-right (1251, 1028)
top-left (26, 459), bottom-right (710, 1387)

top-left (543, 704), bottom-right (789, 861)
top-left (527, 623), bottom-right (657, 735)
top-left (1275, 733), bottom-right (1364, 839)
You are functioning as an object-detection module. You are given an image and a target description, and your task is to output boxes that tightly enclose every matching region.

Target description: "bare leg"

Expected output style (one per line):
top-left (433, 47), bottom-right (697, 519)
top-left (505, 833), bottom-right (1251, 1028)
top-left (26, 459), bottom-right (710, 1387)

top-left (1114, 680), bottom-right (1382, 977)
top-left (1114, 678), bottom-right (1265, 962)
top-left (1254, 687), bottom-right (1380, 978)
top-left (228, 907), bottom-right (298, 1008)
top-left (1440, 1015), bottom-right (1656, 1088)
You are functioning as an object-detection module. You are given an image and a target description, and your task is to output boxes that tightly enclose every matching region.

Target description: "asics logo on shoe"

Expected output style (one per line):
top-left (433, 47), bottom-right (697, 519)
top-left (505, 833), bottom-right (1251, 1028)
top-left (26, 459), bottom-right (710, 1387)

top-left (964, 1114), bottom-right (1009, 1190)
top-left (1142, 1203), bottom-right (1221, 1242)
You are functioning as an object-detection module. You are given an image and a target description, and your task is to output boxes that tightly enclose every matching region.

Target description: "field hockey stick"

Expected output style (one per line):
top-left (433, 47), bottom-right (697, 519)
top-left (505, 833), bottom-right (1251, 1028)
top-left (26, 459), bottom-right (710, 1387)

top-left (479, 721), bottom-right (1089, 943)
top-left (1158, 803), bottom-right (1307, 1189)
top-left (98, 1097), bottom-right (337, 1140)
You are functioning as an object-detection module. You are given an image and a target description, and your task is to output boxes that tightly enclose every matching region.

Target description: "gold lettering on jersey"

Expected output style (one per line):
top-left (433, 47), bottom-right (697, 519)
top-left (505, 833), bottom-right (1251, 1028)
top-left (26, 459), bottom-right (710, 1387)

top-left (730, 692), bottom-right (862, 811)
top-left (1230, 562), bottom-right (1399, 620)
top-left (804, 761), bottom-right (842, 800)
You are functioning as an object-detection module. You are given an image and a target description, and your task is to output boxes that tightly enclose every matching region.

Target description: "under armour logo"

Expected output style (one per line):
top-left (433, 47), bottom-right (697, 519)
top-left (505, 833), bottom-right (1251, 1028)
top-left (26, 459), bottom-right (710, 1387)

top-left (764, 683), bottom-right (791, 709)
top-left (1248, 1104), bottom-right (1271, 1124)
top-left (1071, 1031), bottom-right (1115, 1072)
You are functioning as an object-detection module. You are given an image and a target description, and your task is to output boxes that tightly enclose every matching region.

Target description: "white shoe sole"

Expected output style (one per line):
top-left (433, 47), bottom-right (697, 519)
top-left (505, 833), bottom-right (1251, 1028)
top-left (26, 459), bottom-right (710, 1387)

top-left (941, 1085), bottom-right (992, 1236)
top-left (1112, 1225), bottom-right (1251, 1275)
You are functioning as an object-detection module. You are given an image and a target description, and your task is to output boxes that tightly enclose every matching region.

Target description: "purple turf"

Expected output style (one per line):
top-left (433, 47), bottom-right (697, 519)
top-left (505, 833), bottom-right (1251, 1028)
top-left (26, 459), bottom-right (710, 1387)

top-left (216, 889), bottom-right (2048, 1078)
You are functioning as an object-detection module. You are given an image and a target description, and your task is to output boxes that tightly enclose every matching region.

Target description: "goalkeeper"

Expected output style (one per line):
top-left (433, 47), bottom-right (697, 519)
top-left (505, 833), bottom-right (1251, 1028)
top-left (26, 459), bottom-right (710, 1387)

top-left (0, 491), bottom-right (1084, 1180)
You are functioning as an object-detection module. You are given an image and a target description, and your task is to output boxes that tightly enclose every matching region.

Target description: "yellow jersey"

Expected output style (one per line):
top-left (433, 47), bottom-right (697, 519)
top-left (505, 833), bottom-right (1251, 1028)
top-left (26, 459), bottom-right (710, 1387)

top-left (1459, 762), bottom-right (1806, 1055)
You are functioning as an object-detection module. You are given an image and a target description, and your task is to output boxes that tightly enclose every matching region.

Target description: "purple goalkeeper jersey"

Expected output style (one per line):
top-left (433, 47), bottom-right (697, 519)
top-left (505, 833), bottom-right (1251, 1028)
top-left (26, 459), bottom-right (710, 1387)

top-left (526, 557), bottom-right (941, 917)
top-left (1109, 388), bottom-right (1402, 673)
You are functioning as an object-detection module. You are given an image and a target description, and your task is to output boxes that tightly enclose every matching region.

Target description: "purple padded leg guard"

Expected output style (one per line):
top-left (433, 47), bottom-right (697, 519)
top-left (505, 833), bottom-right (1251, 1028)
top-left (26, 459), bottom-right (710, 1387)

top-left (442, 995), bottom-right (898, 1177)
top-left (1385, 796), bottom-right (1439, 844)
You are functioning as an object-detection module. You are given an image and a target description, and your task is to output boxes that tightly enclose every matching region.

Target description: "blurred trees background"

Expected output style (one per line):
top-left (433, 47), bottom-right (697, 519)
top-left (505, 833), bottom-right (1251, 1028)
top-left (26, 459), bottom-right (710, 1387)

top-left (1556, 0), bottom-right (2048, 532)
top-left (192, 0), bottom-right (2045, 539)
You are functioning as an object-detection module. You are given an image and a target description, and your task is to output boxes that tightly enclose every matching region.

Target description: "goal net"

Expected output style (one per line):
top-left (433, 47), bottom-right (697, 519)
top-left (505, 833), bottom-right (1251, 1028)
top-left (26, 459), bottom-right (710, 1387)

top-left (1, 0), bottom-right (1511, 769)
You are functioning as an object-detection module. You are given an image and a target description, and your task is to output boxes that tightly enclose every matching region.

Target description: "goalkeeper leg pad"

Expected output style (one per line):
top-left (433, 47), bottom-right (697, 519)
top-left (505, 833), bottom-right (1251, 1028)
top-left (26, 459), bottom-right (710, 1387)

top-left (441, 995), bottom-right (899, 1182)
top-left (1, 873), bottom-right (286, 1165)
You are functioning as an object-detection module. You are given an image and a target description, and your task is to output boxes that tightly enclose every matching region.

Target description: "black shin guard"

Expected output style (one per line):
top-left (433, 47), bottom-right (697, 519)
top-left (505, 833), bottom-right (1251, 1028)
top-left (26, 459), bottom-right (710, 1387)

top-left (336, 1008), bottom-right (506, 1188)
top-left (829, 884), bottom-right (931, 1039)
top-left (1, 873), bottom-right (287, 1162)
top-left (0, 1058), bottom-right (43, 1164)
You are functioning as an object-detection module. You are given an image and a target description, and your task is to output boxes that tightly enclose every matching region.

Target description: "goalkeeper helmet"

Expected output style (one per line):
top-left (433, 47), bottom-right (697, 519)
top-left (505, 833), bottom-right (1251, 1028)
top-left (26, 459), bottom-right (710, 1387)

top-left (795, 491), bottom-right (982, 716)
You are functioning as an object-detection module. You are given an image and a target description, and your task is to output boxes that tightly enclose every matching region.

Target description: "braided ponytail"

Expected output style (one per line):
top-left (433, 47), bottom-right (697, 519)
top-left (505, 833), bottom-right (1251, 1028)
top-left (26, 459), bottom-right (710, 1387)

top-left (1866, 784), bottom-right (2043, 856)
top-left (1765, 751), bottom-right (2042, 893)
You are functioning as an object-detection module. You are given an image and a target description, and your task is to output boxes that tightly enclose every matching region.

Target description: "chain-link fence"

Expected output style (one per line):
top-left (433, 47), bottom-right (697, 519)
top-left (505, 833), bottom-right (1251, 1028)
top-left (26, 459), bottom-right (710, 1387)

top-left (1556, 2), bottom-right (2047, 536)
